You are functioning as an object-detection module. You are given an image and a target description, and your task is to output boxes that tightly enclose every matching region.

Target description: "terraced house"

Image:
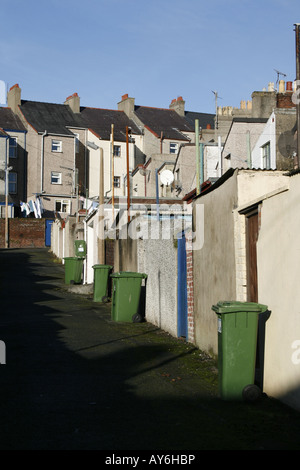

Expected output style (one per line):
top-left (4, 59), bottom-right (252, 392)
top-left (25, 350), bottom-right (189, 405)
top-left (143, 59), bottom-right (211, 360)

top-left (7, 85), bottom-right (87, 218)
top-left (0, 105), bottom-right (27, 217)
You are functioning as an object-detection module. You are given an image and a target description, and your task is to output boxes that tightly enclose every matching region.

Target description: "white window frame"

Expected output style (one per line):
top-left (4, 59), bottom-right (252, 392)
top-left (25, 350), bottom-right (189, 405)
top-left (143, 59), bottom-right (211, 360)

top-left (170, 142), bottom-right (179, 154)
top-left (9, 137), bottom-right (17, 158)
top-left (51, 139), bottom-right (62, 152)
top-left (9, 172), bottom-right (17, 194)
top-left (261, 141), bottom-right (271, 169)
top-left (55, 199), bottom-right (70, 213)
top-left (51, 171), bottom-right (62, 185)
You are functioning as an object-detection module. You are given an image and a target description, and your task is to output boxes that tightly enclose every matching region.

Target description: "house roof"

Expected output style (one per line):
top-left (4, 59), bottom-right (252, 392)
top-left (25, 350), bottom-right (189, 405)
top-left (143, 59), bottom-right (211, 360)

top-left (0, 107), bottom-right (26, 132)
top-left (134, 106), bottom-right (193, 141)
top-left (80, 107), bottom-right (142, 142)
top-left (184, 111), bottom-right (215, 130)
top-left (19, 100), bottom-right (86, 135)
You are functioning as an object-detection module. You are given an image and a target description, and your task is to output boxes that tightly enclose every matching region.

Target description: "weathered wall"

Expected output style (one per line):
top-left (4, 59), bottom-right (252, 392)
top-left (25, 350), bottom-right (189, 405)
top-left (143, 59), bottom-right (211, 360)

top-left (138, 233), bottom-right (178, 337)
top-left (0, 218), bottom-right (46, 248)
top-left (192, 172), bottom-right (238, 356)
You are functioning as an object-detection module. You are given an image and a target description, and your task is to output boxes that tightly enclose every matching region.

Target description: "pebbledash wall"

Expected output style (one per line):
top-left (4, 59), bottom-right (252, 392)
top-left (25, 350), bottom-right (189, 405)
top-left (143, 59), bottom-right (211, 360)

top-left (0, 218), bottom-right (46, 248)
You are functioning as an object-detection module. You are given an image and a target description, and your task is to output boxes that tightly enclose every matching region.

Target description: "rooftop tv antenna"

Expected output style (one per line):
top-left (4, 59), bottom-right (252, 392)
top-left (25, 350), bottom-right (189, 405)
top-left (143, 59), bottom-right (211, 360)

top-left (274, 69), bottom-right (287, 90)
top-left (212, 90), bottom-right (222, 129)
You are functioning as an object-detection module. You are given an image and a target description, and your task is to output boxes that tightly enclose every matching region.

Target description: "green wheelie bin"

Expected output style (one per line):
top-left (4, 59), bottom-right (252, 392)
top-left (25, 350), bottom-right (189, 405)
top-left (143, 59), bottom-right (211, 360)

top-left (92, 264), bottom-right (113, 302)
top-left (64, 257), bottom-right (84, 284)
top-left (111, 272), bottom-right (147, 322)
top-left (74, 240), bottom-right (87, 257)
top-left (211, 301), bottom-right (268, 402)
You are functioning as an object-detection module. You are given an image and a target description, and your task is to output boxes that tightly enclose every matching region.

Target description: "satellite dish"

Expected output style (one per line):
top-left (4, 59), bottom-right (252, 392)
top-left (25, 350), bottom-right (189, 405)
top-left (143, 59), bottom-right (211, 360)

top-left (160, 169), bottom-right (174, 186)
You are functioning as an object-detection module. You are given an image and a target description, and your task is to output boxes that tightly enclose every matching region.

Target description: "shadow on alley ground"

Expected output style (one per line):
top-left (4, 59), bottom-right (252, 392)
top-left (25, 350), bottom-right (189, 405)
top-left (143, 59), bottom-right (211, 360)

top-left (0, 248), bottom-right (300, 452)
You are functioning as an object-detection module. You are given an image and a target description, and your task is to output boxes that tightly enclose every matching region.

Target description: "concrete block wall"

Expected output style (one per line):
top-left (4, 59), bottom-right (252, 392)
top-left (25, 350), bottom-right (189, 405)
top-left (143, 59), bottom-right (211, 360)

top-left (186, 231), bottom-right (195, 344)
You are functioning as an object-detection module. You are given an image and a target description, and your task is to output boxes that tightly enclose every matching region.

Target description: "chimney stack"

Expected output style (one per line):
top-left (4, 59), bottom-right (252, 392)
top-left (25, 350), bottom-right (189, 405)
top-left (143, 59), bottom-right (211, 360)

top-left (7, 84), bottom-right (21, 113)
top-left (118, 93), bottom-right (135, 118)
top-left (169, 96), bottom-right (185, 116)
top-left (64, 92), bottom-right (80, 113)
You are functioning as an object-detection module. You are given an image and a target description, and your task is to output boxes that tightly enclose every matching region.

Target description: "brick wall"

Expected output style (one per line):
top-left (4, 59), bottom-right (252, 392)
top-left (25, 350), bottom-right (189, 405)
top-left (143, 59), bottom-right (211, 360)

top-left (186, 232), bottom-right (195, 344)
top-left (0, 218), bottom-right (46, 248)
top-left (277, 92), bottom-right (295, 109)
top-left (105, 238), bottom-right (115, 267)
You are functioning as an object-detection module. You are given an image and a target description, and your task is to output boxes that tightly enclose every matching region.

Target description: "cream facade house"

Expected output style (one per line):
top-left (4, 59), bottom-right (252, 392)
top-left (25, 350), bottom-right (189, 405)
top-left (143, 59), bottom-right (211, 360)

top-left (79, 106), bottom-right (143, 202)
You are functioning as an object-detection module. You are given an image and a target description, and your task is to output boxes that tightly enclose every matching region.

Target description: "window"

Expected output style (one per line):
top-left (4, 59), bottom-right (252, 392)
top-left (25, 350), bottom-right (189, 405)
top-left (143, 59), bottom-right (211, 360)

top-left (9, 172), bottom-right (17, 194)
top-left (114, 176), bottom-right (120, 188)
top-left (9, 137), bottom-right (17, 158)
top-left (262, 142), bottom-right (271, 169)
top-left (113, 145), bottom-right (121, 157)
top-left (74, 133), bottom-right (79, 153)
top-left (55, 199), bottom-right (70, 213)
top-left (51, 171), bottom-right (62, 184)
top-left (51, 140), bottom-right (62, 152)
top-left (170, 142), bottom-right (178, 154)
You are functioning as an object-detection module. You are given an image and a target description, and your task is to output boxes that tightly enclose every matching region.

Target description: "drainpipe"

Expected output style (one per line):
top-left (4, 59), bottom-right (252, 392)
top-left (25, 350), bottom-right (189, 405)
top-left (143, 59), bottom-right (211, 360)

top-left (83, 218), bottom-right (87, 284)
top-left (4, 136), bottom-right (9, 248)
top-left (41, 130), bottom-right (47, 193)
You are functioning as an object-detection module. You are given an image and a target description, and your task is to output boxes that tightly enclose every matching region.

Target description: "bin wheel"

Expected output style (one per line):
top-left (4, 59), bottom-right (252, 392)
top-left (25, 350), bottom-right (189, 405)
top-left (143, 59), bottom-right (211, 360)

top-left (242, 384), bottom-right (262, 402)
top-left (101, 296), bottom-right (108, 303)
top-left (132, 313), bottom-right (143, 323)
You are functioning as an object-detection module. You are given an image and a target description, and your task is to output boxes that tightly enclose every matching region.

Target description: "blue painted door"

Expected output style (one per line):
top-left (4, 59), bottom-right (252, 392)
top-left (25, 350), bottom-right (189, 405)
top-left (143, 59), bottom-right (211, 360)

top-left (177, 232), bottom-right (188, 339)
top-left (45, 219), bottom-right (54, 247)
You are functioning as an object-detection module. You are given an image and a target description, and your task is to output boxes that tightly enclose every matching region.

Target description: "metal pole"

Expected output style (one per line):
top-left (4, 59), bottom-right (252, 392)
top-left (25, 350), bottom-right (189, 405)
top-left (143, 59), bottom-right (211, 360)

top-left (200, 142), bottom-right (204, 190)
top-left (98, 147), bottom-right (105, 264)
top-left (195, 119), bottom-right (200, 195)
top-left (295, 24), bottom-right (300, 168)
top-left (155, 169), bottom-right (159, 221)
top-left (111, 124), bottom-right (114, 222)
top-left (126, 126), bottom-right (130, 223)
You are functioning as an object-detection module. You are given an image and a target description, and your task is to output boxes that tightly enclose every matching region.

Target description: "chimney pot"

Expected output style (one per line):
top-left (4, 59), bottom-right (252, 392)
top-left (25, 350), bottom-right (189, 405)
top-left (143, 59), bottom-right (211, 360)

top-left (66, 92), bottom-right (78, 101)
top-left (278, 80), bottom-right (285, 93)
top-left (122, 93), bottom-right (129, 101)
top-left (286, 81), bottom-right (293, 91)
top-left (9, 84), bottom-right (19, 91)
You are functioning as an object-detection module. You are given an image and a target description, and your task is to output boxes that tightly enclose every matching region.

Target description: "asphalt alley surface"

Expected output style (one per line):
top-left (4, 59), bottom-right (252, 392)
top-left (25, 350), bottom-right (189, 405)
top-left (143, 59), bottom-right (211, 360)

top-left (1, 248), bottom-right (300, 453)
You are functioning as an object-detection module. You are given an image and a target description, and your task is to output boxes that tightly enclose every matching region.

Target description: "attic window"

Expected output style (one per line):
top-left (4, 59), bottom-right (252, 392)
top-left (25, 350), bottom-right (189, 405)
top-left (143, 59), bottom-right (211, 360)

top-left (52, 140), bottom-right (62, 152)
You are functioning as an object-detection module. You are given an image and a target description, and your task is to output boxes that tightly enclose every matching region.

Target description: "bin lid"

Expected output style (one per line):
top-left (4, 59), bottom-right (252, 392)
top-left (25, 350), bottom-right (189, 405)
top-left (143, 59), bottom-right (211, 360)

top-left (92, 264), bottom-right (113, 269)
top-left (212, 301), bottom-right (268, 314)
top-left (111, 271), bottom-right (147, 279)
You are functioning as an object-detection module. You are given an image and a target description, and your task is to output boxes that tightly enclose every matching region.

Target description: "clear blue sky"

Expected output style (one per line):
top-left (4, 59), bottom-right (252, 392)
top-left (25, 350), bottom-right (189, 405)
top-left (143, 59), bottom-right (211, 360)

top-left (0, 0), bottom-right (299, 114)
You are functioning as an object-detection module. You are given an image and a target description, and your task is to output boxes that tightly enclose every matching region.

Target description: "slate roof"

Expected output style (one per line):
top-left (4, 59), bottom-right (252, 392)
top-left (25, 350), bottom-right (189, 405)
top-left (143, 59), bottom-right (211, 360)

top-left (80, 107), bottom-right (142, 142)
top-left (134, 106), bottom-right (193, 141)
top-left (19, 100), bottom-right (86, 135)
top-left (0, 107), bottom-right (26, 132)
top-left (184, 111), bottom-right (215, 130)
